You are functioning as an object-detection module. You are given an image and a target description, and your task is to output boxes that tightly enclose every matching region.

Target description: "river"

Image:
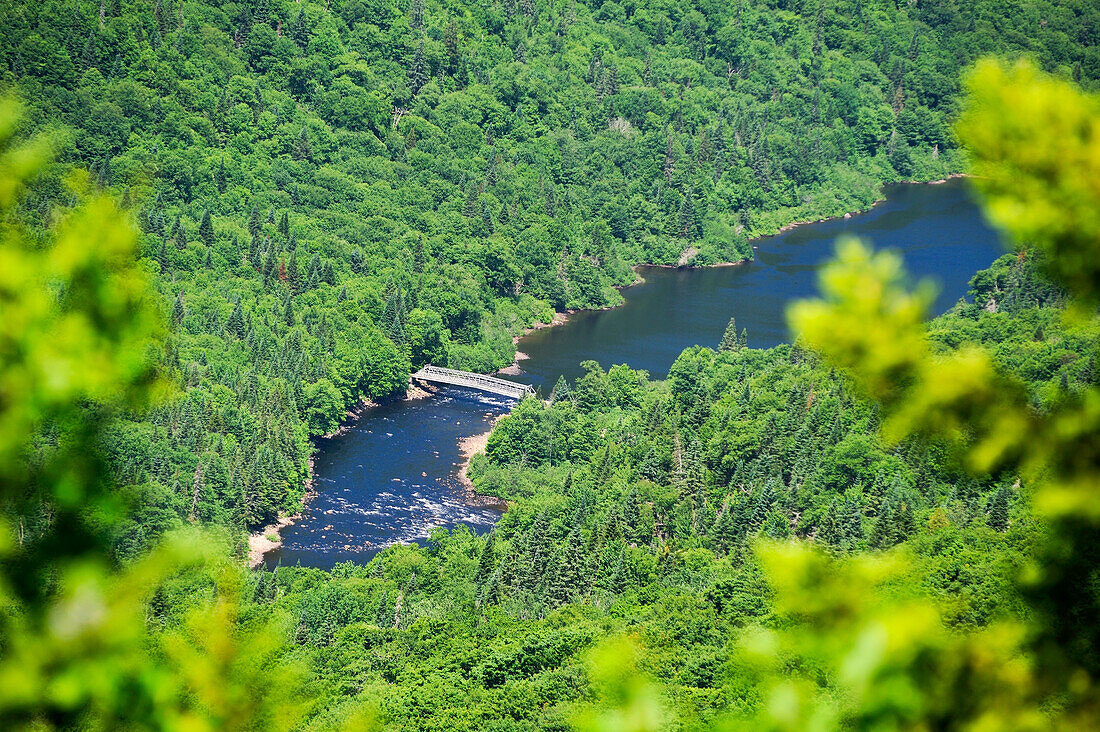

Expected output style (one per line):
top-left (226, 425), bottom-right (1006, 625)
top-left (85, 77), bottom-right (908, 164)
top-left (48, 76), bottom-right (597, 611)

top-left (264, 179), bottom-right (1004, 569)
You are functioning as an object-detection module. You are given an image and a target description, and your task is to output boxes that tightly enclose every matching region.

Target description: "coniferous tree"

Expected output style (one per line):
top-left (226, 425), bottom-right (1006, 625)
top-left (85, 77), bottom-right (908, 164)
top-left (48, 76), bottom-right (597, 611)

top-left (169, 214), bottom-right (185, 248)
top-left (226, 299), bottom-right (245, 338)
top-left (198, 209), bottom-right (214, 247)
top-left (444, 20), bottom-right (459, 75)
top-left (294, 127), bottom-right (312, 161)
top-left (475, 531), bottom-right (496, 585)
top-left (172, 292), bottom-right (185, 326)
top-left (719, 316), bottom-right (740, 352)
top-left (987, 486), bottom-right (1010, 532)
top-left (291, 7), bottom-right (308, 47)
top-left (409, 40), bottom-right (428, 94)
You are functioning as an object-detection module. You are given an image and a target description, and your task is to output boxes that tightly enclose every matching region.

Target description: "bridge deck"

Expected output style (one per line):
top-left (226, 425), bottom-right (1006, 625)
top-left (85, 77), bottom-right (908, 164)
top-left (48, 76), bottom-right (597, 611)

top-left (412, 365), bottom-right (534, 400)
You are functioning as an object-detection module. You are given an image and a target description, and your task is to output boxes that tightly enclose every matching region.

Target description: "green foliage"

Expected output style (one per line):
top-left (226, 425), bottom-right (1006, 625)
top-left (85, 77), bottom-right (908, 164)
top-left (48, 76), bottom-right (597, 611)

top-left (9, 0), bottom-right (1099, 540)
top-left (5, 0), bottom-right (1100, 727)
top-left (0, 99), bottom-right (308, 731)
top-left (774, 61), bottom-right (1100, 729)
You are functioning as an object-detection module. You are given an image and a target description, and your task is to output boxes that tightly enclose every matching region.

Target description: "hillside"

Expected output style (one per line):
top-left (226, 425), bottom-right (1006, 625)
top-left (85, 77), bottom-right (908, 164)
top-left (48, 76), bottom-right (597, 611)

top-left (3, 0), bottom-right (1098, 544)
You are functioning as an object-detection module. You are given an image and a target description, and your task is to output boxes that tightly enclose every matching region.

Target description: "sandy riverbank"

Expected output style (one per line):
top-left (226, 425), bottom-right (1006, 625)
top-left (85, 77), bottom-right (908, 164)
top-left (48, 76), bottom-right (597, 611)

top-left (246, 384), bottom-right (438, 568)
top-left (456, 416), bottom-right (509, 511)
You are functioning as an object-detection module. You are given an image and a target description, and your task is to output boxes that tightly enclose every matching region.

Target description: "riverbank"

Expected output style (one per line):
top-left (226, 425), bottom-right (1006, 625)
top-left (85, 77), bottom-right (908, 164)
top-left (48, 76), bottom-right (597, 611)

top-left (246, 383), bottom-right (439, 568)
top-left (254, 175), bottom-right (991, 570)
top-left (456, 416), bottom-right (509, 511)
top-left (500, 174), bottom-right (973, 379)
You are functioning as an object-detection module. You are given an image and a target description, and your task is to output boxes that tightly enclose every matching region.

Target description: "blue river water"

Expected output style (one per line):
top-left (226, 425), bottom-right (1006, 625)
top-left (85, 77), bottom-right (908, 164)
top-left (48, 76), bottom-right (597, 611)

top-left (265, 179), bottom-right (1005, 569)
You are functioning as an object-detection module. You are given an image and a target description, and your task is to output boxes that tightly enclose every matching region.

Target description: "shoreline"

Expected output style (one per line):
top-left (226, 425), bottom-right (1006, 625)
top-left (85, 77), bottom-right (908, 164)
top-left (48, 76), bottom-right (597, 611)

top-left (456, 415), bottom-right (509, 511)
top-left (250, 174), bottom-right (970, 569)
top-left (246, 384), bottom-right (437, 568)
top-left (502, 173), bottom-right (971, 374)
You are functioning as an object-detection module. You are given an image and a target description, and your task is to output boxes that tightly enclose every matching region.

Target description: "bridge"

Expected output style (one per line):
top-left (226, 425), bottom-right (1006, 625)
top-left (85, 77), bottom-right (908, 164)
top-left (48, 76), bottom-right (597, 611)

top-left (411, 365), bottom-right (535, 400)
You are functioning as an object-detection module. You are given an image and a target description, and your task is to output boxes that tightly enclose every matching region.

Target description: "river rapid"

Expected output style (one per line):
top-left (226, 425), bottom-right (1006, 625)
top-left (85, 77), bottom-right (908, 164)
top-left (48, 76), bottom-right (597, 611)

top-left (264, 179), bottom-right (1004, 569)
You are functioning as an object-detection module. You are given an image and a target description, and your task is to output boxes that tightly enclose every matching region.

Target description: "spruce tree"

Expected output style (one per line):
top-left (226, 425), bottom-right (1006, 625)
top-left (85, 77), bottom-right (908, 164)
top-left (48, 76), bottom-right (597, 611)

top-left (475, 531), bottom-right (496, 585)
top-left (224, 300), bottom-right (242, 338)
top-left (172, 292), bottom-right (185, 326)
top-left (198, 208), bottom-right (215, 247)
top-left (463, 185), bottom-right (479, 218)
top-left (408, 39), bottom-right (428, 94)
top-left (291, 8), bottom-right (308, 47)
top-left (444, 21), bottom-right (459, 75)
top-left (287, 254), bottom-right (299, 293)
top-left (294, 127), bottom-right (312, 161)
top-left (719, 316), bottom-right (740, 352)
top-left (374, 590), bottom-right (390, 626)
top-left (987, 487), bottom-right (1010, 532)
top-left (170, 214), bottom-right (185, 248)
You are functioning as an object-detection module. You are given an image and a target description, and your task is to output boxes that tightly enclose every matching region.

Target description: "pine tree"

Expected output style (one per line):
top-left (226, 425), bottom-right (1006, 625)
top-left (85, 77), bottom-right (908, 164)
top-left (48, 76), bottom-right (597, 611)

top-left (719, 316), bottom-right (740, 352)
top-left (278, 211), bottom-right (289, 237)
top-left (172, 292), bottom-right (185, 326)
top-left (987, 486), bottom-right (1010, 532)
top-left (215, 156), bottom-right (226, 192)
top-left (294, 127), bottom-right (312, 161)
top-left (409, 0), bottom-right (424, 30)
top-left (247, 205), bottom-right (261, 237)
top-left (408, 39), bottom-right (428, 94)
top-left (158, 239), bottom-right (169, 272)
top-left (475, 531), bottom-right (496, 585)
top-left (198, 208), bottom-right (215, 247)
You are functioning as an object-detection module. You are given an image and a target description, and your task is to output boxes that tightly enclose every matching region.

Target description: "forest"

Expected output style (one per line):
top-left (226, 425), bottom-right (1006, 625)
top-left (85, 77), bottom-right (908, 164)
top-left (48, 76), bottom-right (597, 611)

top-left (2, 0), bottom-right (1098, 543)
top-left (1, 0), bottom-right (1100, 730)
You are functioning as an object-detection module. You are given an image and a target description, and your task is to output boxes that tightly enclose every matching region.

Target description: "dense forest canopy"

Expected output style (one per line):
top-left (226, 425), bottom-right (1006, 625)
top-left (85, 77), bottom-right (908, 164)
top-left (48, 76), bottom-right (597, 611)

top-left (1, 0), bottom-right (1100, 730)
top-left (1, 0), bottom-right (1098, 548)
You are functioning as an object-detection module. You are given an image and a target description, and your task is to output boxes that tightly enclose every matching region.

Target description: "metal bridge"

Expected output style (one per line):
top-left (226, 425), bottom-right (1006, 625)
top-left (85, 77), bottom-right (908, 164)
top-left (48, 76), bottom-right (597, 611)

top-left (411, 364), bottom-right (534, 400)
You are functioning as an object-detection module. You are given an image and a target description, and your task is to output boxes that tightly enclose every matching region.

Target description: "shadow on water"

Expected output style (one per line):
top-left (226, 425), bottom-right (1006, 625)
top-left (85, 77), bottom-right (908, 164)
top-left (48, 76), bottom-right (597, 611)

top-left (267, 179), bottom-right (1005, 568)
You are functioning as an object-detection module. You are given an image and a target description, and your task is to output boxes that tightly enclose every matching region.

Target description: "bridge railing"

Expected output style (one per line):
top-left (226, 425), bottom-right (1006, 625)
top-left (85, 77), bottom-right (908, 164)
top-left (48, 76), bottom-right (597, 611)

top-left (412, 365), bottom-right (533, 398)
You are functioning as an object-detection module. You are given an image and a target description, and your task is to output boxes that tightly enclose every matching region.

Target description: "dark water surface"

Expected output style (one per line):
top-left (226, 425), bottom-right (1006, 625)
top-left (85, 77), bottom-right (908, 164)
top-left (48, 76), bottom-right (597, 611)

top-left (516, 179), bottom-right (1004, 389)
top-left (264, 389), bottom-right (515, 569)
top-left (267, 179), bottom-right (1004, 568)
